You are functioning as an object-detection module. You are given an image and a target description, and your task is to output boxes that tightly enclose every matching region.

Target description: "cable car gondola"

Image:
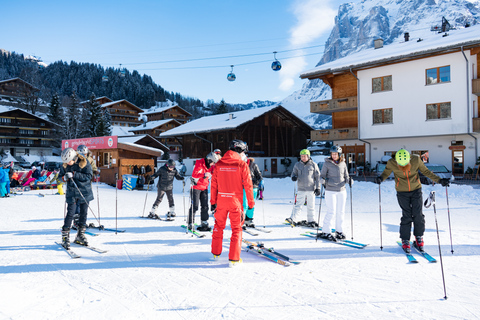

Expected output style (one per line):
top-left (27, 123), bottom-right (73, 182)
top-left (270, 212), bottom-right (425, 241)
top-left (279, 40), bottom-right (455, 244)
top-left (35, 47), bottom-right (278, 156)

top-left (271, 51), bottom-right (282, 71)
top-left (227, 65), bottom-right (236, 81)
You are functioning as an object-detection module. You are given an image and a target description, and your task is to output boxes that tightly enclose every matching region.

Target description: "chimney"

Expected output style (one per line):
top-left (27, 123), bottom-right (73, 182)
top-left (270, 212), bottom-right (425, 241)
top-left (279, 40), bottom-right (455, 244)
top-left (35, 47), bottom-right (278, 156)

top-left (229, 114), bottom-right (234, 120)
top-left (404, 32), bottom-right (410, 42)
top-left (374, 38), bottom-right (384, 49)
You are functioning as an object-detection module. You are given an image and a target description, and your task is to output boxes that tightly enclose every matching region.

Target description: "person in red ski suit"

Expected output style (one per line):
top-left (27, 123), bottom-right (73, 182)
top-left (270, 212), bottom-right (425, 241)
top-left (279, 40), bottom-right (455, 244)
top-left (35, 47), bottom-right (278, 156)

top-left (210, 140), bottom-right (254, 264)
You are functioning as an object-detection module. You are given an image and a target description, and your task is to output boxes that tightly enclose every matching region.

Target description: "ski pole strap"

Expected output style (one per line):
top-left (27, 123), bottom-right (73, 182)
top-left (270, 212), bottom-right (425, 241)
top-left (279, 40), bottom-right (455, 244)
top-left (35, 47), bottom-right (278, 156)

top-left (424, 191), bottom-right (436, 208)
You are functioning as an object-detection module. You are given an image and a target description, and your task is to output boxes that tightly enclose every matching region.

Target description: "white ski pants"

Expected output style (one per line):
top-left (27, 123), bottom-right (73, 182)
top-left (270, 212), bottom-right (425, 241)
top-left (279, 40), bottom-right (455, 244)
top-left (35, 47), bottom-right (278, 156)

top-left (291, 190), bottom-right (316, 223)
top-left (322, 189), bottom-right (347, 234)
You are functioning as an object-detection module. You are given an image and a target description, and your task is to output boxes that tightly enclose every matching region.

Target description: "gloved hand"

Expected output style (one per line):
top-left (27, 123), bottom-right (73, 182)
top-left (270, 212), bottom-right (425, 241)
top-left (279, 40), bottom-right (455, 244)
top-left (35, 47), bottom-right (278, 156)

top-left (66, 172), bottom-right (74, 180)
top-left (190, 176), bottom-right (198, 185)
top-left (179, 176), bottom-right (184, 181)
top-left (374, 176), bottom-right (382, 185)
top-left (211, 204), bottom-right (217, 212)
top-left (349, 177), bottom-right (354, 187)
top-left (314, 188), bottom-right (321, 196)
top-left (204, 172), bottom-right (212, 179)
top-left (291, 176), bottom-right (297, 182)
top-left (439, 178), bottom-right (450, 187)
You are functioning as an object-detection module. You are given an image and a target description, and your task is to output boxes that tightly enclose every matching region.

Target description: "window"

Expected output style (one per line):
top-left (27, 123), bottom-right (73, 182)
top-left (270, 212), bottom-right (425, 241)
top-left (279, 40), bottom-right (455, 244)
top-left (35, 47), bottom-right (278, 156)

top-left (373, 108), bottom-right (393, 124)
top-left (372, 75), bottom-right (392, 92)
top-left (426, 66), bottom-right (450, 85)
top-left (427, 102), bottom-right (451, 120)
top-left (412, 150), bottom-right (429, 163)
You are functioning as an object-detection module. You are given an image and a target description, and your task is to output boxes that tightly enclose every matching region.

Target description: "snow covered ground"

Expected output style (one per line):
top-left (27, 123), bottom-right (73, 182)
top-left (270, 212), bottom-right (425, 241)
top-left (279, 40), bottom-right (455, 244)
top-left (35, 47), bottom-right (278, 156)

top-left (1, 178), bottom-right (479, 319)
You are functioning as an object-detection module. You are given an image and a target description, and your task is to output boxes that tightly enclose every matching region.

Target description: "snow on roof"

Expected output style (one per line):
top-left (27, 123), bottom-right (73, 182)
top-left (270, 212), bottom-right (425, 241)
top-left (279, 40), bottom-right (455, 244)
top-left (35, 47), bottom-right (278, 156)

top-left (118, 135), bottom-right (148, 144)
top-left (160, 105), bottom-right (279, 137)
top-left (301, 24), bottom-right (480, 78)
top-left (119, 141), bottom-right (164, 155)
top-left (111, 126), bottom-right (135, 136)
top-left (141, 100), bottom-right (177, 115)
top-left (128, 119), bottom-right (179, 132)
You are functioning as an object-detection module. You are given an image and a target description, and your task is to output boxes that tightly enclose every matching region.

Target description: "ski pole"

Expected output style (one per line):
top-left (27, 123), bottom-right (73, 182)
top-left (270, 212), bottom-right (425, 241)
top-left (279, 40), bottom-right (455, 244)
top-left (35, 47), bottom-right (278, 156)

top-left (315, 184), bottom-right (324, 242)
top-left (426, 191), bottom-right (448, 300)
top-left (350, 179), bottom-right (354, 240)
top-left (262, 190), bottom-right (266, 228)
top-left (142, 175), bottom-right (151, 217)
top-left (379, 183), bottom-right (383, 250)
top-left (115, 173), bottom-right (118, 235)
top-left (68, 176), bottom-right (100, 225)
top-left (97, 174), bottom-right (101, 227)
top-left (445, 186), bottom-right (454, 254)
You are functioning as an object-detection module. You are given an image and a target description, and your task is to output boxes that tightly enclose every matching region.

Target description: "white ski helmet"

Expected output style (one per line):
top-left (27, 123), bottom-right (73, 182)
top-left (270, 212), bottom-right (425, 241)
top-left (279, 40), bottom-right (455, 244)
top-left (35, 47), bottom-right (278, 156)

top-left (61, 148), bottom-right (77, 163)
top-left (77, 144), bottom-right (89, 156)
top-left (206, 152), bottom-right (219, 164)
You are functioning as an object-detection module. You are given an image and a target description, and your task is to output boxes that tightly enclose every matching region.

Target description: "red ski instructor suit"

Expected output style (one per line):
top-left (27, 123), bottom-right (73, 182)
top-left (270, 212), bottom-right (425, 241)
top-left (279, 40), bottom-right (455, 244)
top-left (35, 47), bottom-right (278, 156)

top-left (211, 150), bottom-right (254, 261)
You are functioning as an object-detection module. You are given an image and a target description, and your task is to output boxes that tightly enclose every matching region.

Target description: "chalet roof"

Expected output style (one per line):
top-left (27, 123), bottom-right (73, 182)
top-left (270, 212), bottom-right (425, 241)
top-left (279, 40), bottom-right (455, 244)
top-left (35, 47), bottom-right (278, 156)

top-left (0, 77), bottom-right (39, 91)
top-left (141, 104), bottom-right (192, 117)
top-left (101, 99), bottom-right (143, 113)
top-left (118, 134), bottom-right (168, 154)
top-left (80, 96), bottom-right (113, 105)
top-left (0, 106), bottom-right (61, 127)
top-left (300, 24), bottom-right (480, 79)
top-left (128, 119), bottom-right (181, 132)
top-left (160, 105), bottom-right (312, 137)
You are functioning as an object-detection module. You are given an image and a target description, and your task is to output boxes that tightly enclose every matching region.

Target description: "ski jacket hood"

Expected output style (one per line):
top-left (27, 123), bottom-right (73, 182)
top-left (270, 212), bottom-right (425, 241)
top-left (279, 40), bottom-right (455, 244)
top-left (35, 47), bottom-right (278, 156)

top-left (210, 150), bottom-right (254, 209)
top-left (379, 154), bottom-right (440, 192)
top-left (320, 158), bottom-right (349, 192)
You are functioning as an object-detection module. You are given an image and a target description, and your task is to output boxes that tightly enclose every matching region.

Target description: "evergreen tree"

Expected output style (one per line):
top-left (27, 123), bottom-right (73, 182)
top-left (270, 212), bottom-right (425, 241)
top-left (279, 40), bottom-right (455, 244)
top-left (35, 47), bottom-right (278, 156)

top-left (64, 92), bottom-right (81, 139)
top-left (47, 92), bottom-right (65, 146)
top-left (216, 99), bottom-right (228, 114)
top-left (96, 108), bottom-right (112, 137)
top-left (80, 93), bottom-right (102, 137)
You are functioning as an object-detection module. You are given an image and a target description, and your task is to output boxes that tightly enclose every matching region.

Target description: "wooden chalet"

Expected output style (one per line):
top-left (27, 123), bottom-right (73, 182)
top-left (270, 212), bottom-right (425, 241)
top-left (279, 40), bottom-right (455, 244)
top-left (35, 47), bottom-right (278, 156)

top-left (101, 99), bottom-right (143, 127)
top-left (142, 102), bottom-right (192, 124)
top-left (80, 96), bottom-right (113, 107)
top-left (160, 105), bottom-right (312, 159)
top-left (0, 107), bottom-right (60, 156)
top-left (128, 119), bottom-right (183, 151)
top-left (0, 78), bottom-right (39, 107)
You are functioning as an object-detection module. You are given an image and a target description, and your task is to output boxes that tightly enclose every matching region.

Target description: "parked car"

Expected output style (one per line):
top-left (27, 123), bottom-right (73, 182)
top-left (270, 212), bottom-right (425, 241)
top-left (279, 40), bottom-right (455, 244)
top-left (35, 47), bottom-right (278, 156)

top-left (45, 161), bottom-right (63, 171)
top-left (17, 161), bottom-right (32, 169)
top-left (374, 163), bottom-right (394, 179)
top-left (419, 163), bottom-right (453, 185)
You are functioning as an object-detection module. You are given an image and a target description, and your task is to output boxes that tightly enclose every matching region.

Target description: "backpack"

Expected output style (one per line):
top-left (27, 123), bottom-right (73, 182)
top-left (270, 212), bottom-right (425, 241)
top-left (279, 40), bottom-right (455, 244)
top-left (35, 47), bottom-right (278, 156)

top-left (133, 165), bottom-right (140, 174)
top-left (145, 165), bottom-right (152, 173)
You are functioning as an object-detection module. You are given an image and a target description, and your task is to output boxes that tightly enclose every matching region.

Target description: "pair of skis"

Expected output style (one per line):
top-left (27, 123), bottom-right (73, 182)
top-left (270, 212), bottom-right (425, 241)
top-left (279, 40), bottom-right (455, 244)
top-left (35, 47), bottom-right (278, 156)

top-left (397, 241), bottom-right (437, 263)
top-left (55, 242), bottom-right (107, 259)
top-left (301, 231), bottom-right (368, 249)
top-left (140, 215), bottom-right (174, 222)
top-left (242, 225), bottom-right (272, 236)
top-left (242, 239), bottom-right (300, 266)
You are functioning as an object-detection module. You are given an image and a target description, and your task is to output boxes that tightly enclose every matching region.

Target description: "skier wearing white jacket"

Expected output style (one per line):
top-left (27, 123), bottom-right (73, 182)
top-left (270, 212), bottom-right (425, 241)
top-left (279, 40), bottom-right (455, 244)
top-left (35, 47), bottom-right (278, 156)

top-left (286, 149), bottom-right (321, 227)
top-left (319, 145), bottom-right (352, 241)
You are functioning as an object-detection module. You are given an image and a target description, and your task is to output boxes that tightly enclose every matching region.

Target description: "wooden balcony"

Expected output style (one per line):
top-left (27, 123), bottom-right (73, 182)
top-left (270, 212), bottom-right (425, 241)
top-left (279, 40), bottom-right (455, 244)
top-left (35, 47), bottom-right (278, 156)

top-left (473, 118), bottom-right (480, 132)
top-left (473, 79), bottom-right (480, 96)
top-left (311, 127), bottom-right (358, 141)
top-left (310, 96), bottom-right (357, 114)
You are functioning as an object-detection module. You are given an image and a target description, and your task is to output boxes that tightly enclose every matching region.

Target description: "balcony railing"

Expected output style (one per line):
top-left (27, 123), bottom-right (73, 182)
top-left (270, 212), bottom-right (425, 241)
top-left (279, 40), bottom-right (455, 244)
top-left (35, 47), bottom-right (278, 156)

top-left (0, 131), bottom-right (56, 138)
top-left (473, 79), bottom-right (480, 96)
top-left (310, 96), bottom-right (358, 114)
top-left (473, 118), bottom-right (480, 132)
top-left (311, 127), bottom-right (358, 141)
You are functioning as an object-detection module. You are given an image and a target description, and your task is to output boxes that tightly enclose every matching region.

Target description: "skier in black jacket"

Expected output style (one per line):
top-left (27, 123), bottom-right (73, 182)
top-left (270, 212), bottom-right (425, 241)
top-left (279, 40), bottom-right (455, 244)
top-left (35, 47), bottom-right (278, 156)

top-left (148, 159), bottom-right (184, 219)
top-left (58, 148), bottom-right (93, 249)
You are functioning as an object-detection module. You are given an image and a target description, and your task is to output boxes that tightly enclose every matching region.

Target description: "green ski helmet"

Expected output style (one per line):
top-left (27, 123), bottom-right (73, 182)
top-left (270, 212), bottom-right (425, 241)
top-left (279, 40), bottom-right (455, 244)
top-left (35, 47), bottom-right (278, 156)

top-left (395, 149), bottom-right (410, 166)
top-left (300, 149), bottom-right (310, 156)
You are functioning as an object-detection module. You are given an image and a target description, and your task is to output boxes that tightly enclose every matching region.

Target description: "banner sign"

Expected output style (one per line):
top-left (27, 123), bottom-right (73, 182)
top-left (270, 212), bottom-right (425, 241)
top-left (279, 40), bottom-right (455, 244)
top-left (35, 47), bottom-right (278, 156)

top-left (62, 136), bottom-right (118, 150)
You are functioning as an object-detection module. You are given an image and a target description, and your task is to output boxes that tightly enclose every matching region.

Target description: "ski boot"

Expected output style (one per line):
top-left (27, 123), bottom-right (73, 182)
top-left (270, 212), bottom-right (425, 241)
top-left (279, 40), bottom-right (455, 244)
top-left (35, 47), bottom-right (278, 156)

top-left (285, 217), bottom-right (296, 226)
top-left (229, 258), bottom-right (243, 268)
top-left (244, 217), bottom-right (255, 228)
top-left (212, 254), bottom-right (220, 261)
top-left (61, 228), bottom-right (70, 249)
top-left (196, 221), bottom-right (211, 232)
top-left (74, 226), bottom-right (88, 246)
top-left (414, 236), bottom-right (424, 252)
top-left (319, 232), bottom-right (337, 242)
top-left (167, 212), bottom-right (176, 218)
top-left (401, 239), bottom-right (411, 253)
top-left (148, 206), bottom-right (159, 219)
top-left (306, 221), bottom-right (318, 228)
top-left (335, 231), bottom-right (346, 240)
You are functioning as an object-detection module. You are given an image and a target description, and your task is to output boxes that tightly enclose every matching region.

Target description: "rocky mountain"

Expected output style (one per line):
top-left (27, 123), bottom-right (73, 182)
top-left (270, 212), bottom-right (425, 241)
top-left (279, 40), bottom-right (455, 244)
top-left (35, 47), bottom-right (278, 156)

top-left (281, 0), bottom-right (480, 129)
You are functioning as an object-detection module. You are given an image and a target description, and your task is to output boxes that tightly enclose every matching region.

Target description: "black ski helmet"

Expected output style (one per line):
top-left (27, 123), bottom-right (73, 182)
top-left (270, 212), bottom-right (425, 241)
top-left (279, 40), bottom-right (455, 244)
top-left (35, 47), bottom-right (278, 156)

top-left (166, 159), bottom-right (176, 168)
top-left (330, 145), bottom-right (342, 154)
top-left (77, 144), bottom-right (89, 156)
top-left (229, 139), bottom-right (248, 153)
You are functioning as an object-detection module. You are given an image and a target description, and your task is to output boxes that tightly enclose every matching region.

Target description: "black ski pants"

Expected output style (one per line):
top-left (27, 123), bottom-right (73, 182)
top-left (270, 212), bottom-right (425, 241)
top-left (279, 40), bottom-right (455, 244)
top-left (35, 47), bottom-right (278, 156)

top-left (396, 188), bottom-right (425, 240)
top-left (188, 188), bottom-right (209, 224)
top-left (153, 189), bottom-right (174, 209)
top-left (63, 199), bottom-right (88, 230)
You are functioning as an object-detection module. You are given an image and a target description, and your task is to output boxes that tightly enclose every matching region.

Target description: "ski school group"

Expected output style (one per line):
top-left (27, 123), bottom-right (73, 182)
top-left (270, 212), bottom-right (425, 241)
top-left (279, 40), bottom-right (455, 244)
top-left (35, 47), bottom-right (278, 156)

top-left (53, 138), bottom-right (451, 267)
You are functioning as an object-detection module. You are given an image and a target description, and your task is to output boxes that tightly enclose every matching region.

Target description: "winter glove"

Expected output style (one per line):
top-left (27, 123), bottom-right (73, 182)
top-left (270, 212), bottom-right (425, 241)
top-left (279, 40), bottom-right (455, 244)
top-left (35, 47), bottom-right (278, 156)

top-left (190, 176), bottom-right (198, 185)
top-left (179, 176), bottom-right (184, 180)
top-left (204, 172), bottom-right (212, 179)
top-left (348, 177), bottom-right (354, 187)
top-left (211, 204), bottom-right (217, 212)
top-left (314, 188), bottom-right (321, 196)
top-left (374, 176), bottom-right (382, 185)
top-left (291, 176), bottom-right (297, 182)
top-left (66, 172), bottom-right (74, 180)
top-left (439, 178), bottom-right (450, 187)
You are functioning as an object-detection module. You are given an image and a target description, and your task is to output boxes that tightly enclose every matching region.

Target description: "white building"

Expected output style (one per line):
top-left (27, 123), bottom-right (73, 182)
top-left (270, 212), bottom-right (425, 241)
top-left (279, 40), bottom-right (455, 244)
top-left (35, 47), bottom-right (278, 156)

top-left (300, 25), bottom-right (480, 175)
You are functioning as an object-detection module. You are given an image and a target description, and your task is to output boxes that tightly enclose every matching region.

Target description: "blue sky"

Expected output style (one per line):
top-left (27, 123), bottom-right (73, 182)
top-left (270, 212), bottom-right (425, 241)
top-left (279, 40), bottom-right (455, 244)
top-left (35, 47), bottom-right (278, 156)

top-left (2, 0), bottom-right (350, 104)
